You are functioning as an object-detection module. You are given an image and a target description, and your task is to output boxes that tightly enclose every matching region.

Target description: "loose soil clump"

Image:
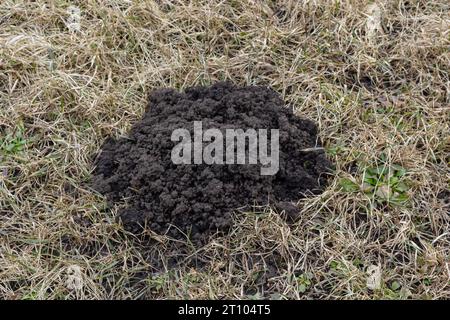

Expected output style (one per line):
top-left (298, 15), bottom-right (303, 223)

top-left (92, 82), bottom-right (331, 241)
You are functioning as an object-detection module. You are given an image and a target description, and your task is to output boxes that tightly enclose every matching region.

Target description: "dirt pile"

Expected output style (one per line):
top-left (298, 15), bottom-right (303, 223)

top-left (92, 82), bottom-right (331, 241)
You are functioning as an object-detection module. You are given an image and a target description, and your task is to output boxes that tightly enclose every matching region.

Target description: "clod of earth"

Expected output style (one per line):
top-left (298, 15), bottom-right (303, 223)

top-left (92, 82), bottom-right (331, 241)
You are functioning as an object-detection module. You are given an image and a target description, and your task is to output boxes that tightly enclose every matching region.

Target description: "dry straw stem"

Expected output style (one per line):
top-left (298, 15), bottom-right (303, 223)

top-left (0, 0), bottom-right (449, 299)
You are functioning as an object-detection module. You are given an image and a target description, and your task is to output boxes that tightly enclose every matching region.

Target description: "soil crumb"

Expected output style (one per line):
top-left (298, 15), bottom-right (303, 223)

top-left (92, 82), bottom-right (331, 241)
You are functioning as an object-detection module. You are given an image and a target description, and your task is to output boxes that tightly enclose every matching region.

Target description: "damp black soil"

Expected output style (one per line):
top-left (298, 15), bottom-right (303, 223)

top-left (92, 82), bottom-right (331, 241)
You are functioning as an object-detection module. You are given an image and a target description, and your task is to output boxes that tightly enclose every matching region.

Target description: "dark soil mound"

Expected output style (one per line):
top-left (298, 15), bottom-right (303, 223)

top-left (92, 82), bottom-right (331, 241)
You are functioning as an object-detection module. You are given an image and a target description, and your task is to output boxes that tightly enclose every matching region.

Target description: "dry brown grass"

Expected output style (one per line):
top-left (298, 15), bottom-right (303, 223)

top-left (0, 0), bottom-right (449, 299)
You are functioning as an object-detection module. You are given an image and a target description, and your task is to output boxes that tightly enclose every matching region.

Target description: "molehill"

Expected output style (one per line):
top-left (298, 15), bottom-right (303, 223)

top-left (92, 82), bottom-right (331, 241)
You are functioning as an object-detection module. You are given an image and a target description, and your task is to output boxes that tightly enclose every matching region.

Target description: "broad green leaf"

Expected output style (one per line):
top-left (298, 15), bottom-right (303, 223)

top-left (298, 283), bottom-right (307, 293)
top-left (339, 178), bottom-right (359, 192)
top-left (395, 181), bottom-right (408, 192)
top-left (391, 281), bottom-right (401, 291)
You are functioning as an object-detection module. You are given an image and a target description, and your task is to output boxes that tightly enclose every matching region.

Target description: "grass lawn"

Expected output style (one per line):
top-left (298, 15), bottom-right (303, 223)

top-left (0, 0), bottom-right (448, 299)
